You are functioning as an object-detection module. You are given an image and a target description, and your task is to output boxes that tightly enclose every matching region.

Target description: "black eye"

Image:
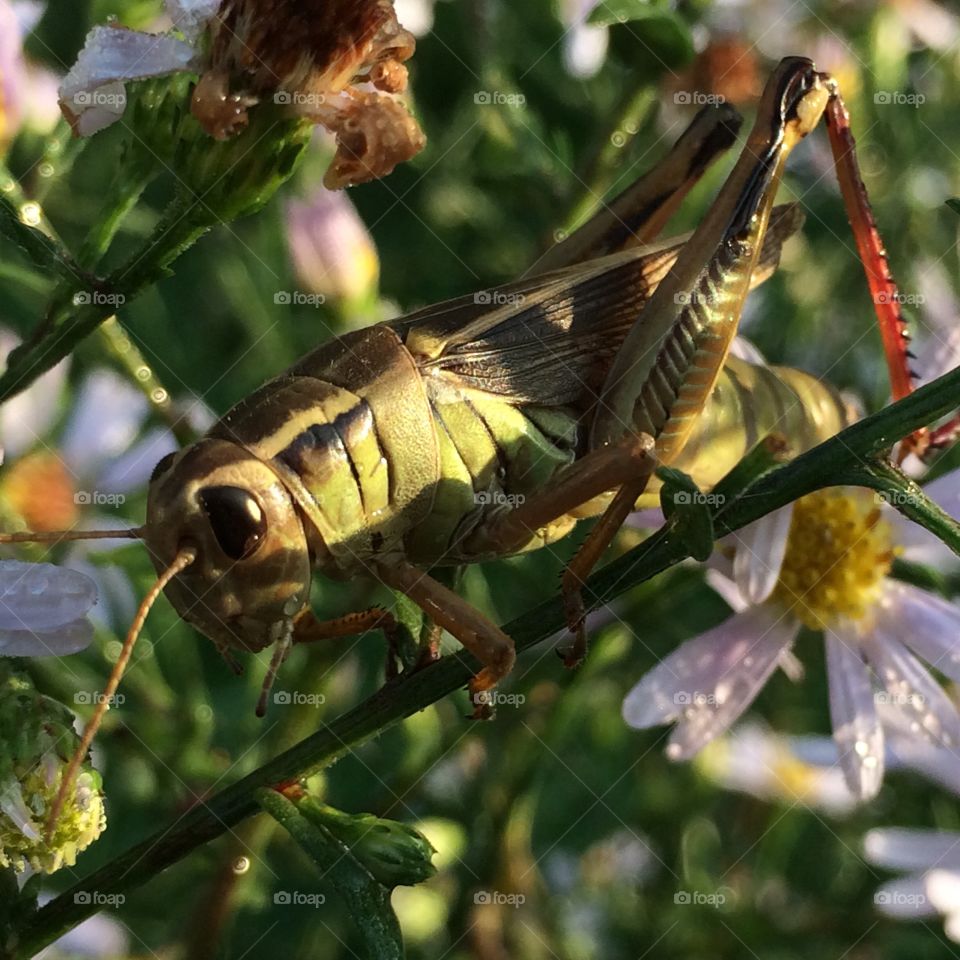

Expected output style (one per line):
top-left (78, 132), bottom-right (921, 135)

top-left (150, 452), bottom-right (177, 483)
top-left (197, 486), bottom-right (267, 560)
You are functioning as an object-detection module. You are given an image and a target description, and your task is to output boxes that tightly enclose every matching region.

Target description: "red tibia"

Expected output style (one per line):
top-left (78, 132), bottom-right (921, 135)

top-left (824, 91), bottom-right (927, 458)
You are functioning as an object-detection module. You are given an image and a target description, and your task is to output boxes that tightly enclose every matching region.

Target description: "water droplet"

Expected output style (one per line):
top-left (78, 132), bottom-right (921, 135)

top-left (233, 856), bottom-right (250, 875)
top-left (19, 202), bottom-right (41, 227)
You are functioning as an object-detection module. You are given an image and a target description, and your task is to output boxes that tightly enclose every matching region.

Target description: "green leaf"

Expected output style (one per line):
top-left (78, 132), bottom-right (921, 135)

top-left (947, 198), bottom-right (960, 216)
top-left (657, 466), bottom-right (716, 560)
top-left (0, 196), bottom-right (82, 284)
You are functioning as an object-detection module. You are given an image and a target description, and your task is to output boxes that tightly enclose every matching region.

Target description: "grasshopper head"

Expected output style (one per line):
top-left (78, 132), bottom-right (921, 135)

top-left (145, 439), bottom-right (312, 654)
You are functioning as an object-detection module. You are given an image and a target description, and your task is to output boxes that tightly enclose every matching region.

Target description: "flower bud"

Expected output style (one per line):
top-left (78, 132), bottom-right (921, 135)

top-left (296, 796), bottom-right (436, 888)
top-left (285, 188), bottom-right (379, 305)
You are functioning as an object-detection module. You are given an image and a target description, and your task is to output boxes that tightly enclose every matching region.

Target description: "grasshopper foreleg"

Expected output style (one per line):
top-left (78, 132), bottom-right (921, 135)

top-left (375, 559), bottom-right (516, 718)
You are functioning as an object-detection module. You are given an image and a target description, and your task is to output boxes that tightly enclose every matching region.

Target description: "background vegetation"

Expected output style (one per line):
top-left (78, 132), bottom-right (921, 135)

top-left (3, 0), bottom-right (960, 957)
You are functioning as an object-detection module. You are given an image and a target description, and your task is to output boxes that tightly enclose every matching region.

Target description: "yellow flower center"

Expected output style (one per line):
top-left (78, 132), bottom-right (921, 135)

top-left (772, 488), bottom-right (894, 630)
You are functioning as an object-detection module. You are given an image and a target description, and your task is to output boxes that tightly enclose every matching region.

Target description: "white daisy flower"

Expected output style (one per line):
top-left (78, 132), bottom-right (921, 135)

top-left (622, 477), bottom-right (960, 803)
top-left (864, 827), bottom-right (960, 938)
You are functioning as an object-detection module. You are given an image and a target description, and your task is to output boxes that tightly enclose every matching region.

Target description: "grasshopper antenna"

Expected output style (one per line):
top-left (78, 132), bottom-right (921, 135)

top-left (45, 545), bottom-right (197, 839)
top-left (0, 527), bottom-right (147, 544)
top-left (255, 622), bottom-right (293, 717)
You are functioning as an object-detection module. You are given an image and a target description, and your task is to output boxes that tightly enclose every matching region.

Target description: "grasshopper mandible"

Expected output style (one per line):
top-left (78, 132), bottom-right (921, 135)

top-left (2, 57), bottom-right (938, 827)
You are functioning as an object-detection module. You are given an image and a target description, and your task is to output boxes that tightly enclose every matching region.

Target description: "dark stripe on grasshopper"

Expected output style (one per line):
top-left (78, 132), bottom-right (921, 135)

top-left (275, 401), bottom-right (376, 515)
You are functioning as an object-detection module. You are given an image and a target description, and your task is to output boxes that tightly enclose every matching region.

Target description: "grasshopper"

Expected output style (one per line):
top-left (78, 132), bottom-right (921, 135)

top-left (2, 57), bottom-right (943, 826)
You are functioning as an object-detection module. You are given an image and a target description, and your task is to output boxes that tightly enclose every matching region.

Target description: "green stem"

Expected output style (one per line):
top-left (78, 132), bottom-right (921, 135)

top-left (0, 190), bottom-right (210, 404)
top-left (14, 363), bottom-right (960, 957)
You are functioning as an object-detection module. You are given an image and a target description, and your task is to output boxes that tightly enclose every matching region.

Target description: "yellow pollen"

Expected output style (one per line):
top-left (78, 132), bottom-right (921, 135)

top-left (772, 488), bottom-right (893, 630)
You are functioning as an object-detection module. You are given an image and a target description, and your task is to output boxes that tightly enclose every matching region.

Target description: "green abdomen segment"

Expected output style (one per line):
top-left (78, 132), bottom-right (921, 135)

top-left (643, 354), bottom-right (851, 507)
top-left (404, 384), bottom-right (580, 563)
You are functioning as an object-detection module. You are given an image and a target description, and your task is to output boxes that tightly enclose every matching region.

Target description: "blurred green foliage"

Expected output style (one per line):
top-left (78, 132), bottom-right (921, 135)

top-left (3, 0), bottom-right (960, 957)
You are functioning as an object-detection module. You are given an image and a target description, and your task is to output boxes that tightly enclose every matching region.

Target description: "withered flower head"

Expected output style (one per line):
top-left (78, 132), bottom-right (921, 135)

top-left (195, 0), bottom-right (424, 187)
top-left (59, 0), bottom-right (426, 188)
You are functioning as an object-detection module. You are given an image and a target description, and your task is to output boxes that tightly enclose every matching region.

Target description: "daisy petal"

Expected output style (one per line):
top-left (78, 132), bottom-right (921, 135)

top-left (0, 561), bottom-right (96, 632)
top-left (0, 619), bottom-right (93, 657)
top-left (864, 624), bottom-right (960, 751)
top-left (732, 504), bottom-right (793, 605)
top-left (623, 606), bottom-right (799, 760)
top-left (879, 702), bottom-right (960, 795)
top-left (59, 26), bottom-right (197, 135)
top-left (729, 336), bottom-right (767, 365)
top-left (166, 0), bottom-right (220, 41)
top-left (705, 569), bottom-right (748, 614)
top-left (865, 828), bottom-right (960, 872)
top-left (881, 580), bottom-right (960, 683)
top-left (927, 870), bottom-right (960, 916)
top-left (872, 875), bottom-right (939, 919)
top-left (825, 629), bottom-right (884, 801)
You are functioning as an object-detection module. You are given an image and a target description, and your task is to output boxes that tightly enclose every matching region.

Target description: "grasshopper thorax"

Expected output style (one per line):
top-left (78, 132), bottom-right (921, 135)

top-left (145, 438), bottom-right (312, 654)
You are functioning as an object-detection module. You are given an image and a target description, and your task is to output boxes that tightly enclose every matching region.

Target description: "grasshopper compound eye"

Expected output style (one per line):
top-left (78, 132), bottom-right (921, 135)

top-left (197, 485), bottom-right (268, 561)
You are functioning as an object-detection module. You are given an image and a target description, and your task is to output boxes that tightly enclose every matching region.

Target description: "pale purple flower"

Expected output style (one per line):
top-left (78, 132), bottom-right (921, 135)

top-left (285, 187), bottom-right (379, 305)
top-left (622, 476), bottom-right (960, 803)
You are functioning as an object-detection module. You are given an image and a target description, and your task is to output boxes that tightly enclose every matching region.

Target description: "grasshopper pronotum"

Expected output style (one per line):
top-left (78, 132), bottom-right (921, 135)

top-left (2, 57), bottom-right (946, 828)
